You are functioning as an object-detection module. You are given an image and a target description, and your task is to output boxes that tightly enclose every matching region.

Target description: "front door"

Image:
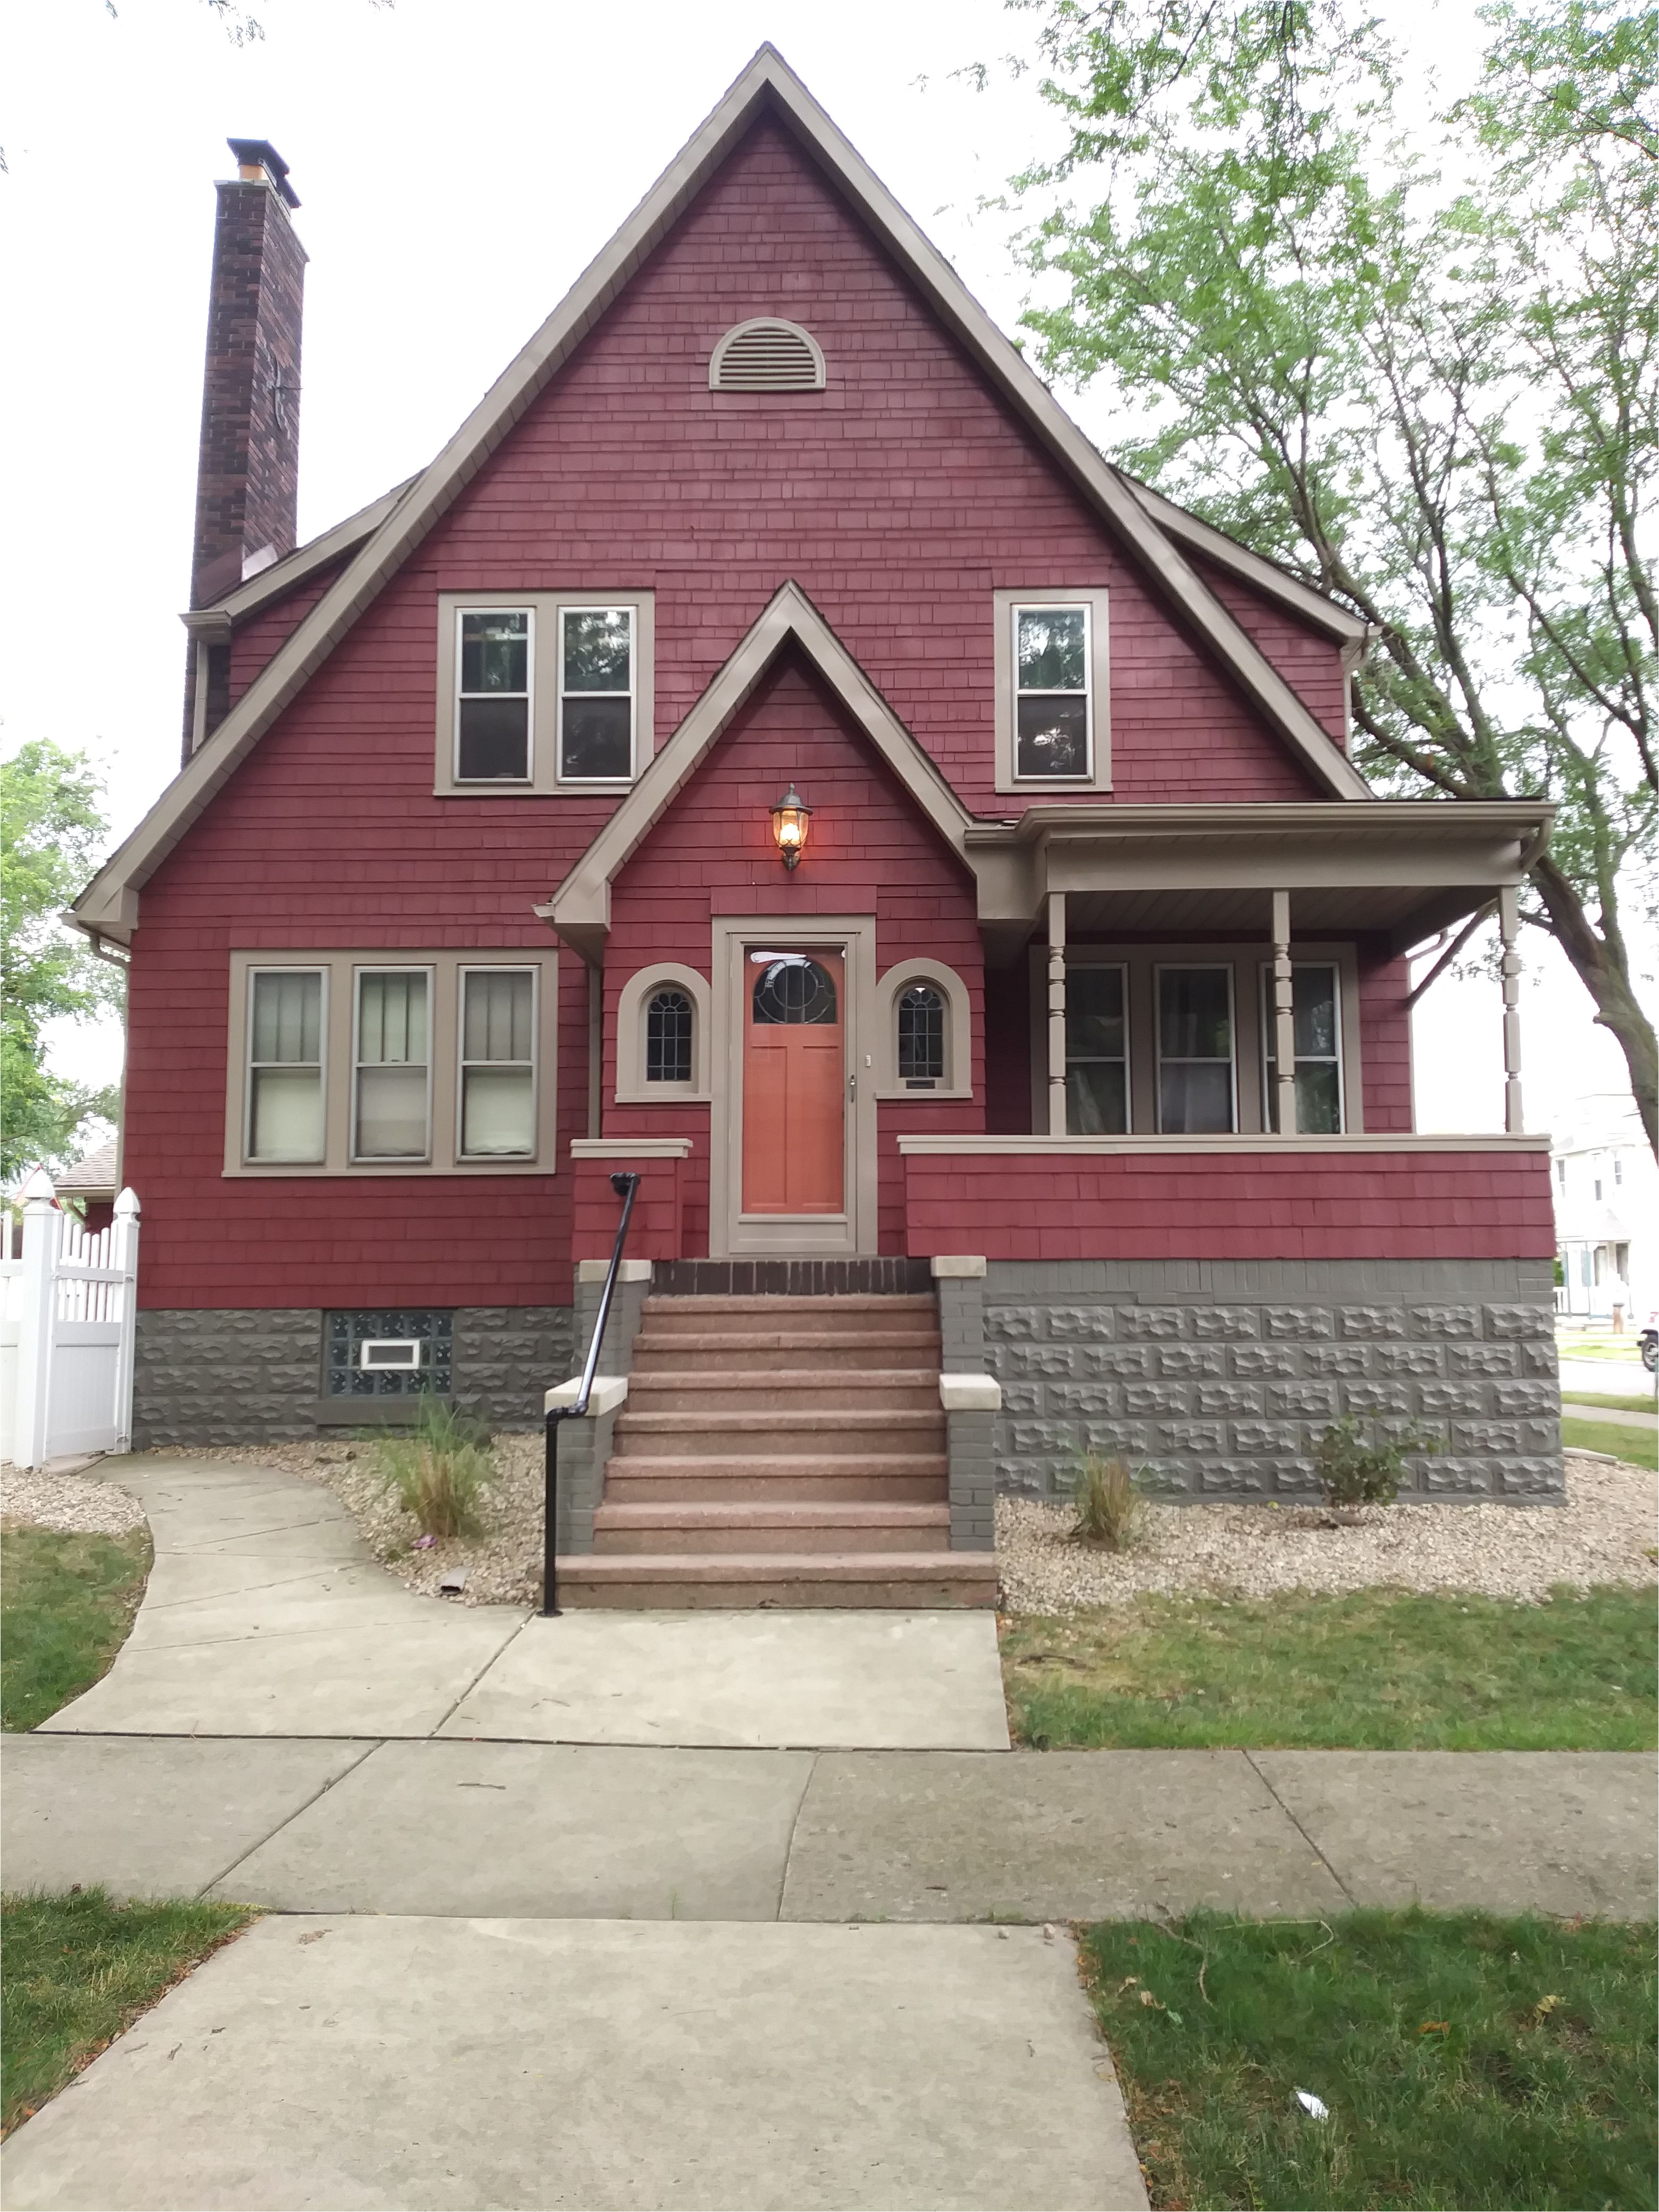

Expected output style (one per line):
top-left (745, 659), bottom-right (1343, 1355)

top-left (742, 950), bottom-right (845, 1214)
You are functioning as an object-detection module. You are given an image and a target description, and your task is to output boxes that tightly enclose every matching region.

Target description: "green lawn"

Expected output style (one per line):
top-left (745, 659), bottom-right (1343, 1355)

top-left (0, 1527), bottom-right (152, 1732)
top-left (1085, 1909), bottom-right (1656, 2211)
top-left (1563, 1416), bottom-right (1658, 1468)
top-left (1001, 1587), bottom-right (1657, 1749)
top-left (1564, 1392), bottom-right (1659, 1417)
top-left (1, 1889), bottom-right (255, 2138)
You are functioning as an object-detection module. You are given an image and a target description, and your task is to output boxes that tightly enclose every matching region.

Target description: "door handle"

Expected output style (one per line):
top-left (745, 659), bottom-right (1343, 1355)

top-left (848, 1073), bottom-right (857, 1100)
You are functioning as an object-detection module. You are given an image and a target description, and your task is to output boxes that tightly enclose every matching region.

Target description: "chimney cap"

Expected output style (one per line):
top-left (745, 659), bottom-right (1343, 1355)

top-left (226, 138), bottom-right (300, 208)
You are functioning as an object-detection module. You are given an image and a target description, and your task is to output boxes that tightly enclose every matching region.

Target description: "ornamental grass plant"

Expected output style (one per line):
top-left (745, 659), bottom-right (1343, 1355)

top-left (373, 1394), bottom-right (493, 1540)
top-left (1069, 1451), bottom-right (1145, 1551)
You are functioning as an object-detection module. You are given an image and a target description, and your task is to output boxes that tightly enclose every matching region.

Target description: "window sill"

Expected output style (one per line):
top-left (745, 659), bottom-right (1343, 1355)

top-left (613, 1088), bottom-right (712, 1106)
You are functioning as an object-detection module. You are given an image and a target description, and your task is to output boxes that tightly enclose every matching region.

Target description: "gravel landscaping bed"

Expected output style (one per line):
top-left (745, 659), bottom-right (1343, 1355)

top-left (1, 1461), bottom-right (146, 1538)
top-left (997, 1454), bottom-right (1659, 1612)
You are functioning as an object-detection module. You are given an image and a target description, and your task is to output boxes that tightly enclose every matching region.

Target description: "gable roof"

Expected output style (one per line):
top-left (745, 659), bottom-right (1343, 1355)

top-left (74, 45), bottom-right (1371, 944)
top-left (544, 581), bottom-right (978, 961)
top-left (190, 475), bottom-right (421, 627)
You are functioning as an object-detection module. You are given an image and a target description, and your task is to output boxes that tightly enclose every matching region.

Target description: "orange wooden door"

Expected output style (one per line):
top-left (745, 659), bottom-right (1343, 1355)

top-left (742, 951), bottom-right (845, 1214)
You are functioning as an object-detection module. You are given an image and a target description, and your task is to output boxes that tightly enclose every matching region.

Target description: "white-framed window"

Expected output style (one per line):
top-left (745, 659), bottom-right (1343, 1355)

top-left (459, 968), bottom-right (537, 1158)
top-left (246, 967), bottom-right (326, 1162)
top-left (227, 950), bottom-right (555, 1176)
top-left (434, 593), bottom-right (655, 797)
top-left (1259, 962), bottom-right (1344, 1133)
top-left (558, 607), bottom-right (634, 782)
top-left (353, 968), bottom-right (433, 1161)
top-left (454, 608), bottom-right (532, 782)
top-left (992, 588), bottom-right (1111, 793)
top-left (1155, 965), bottom-right (1236, 1133)
top-left (1066, 964), bottom-right (1129, 1134)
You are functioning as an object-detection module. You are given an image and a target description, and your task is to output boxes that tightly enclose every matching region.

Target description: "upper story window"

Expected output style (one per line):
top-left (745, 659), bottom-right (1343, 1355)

top-left (1260, 963), bottom-right (1344, 1134)
top-left (992, 588), bottom-right (1111, 793)
top-left (227, 949), bottom-right (557, 1176)
top-left (457, 610), bottom-right (531, 781)
top-left (435, 593), bottom-right (655, 797)
top-left (709, 319), bottom-right (826, 393)
top-left (559, 608), bottom-right (635, 782)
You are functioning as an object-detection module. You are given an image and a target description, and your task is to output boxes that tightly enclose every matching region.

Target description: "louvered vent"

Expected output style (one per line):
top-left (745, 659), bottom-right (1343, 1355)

top-left (709, 318), bottom-right (826, 393)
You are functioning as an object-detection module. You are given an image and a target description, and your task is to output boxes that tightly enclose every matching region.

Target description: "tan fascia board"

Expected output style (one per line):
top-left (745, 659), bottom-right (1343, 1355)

top-left (1114, 474), bottom-right (1372, 650)
top-left (543, 580), bottom-right (976, 955)
top-left (895, 1132), bottom-right (1553, 1156)
top-left (78, 44), bottom-right (1376, 944)
top-left (967, 799), bottom-right (1554, 852)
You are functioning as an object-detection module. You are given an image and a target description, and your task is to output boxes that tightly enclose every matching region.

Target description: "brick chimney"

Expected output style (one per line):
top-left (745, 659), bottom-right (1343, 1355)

top-left (183, 139), bottom-right (306, 756)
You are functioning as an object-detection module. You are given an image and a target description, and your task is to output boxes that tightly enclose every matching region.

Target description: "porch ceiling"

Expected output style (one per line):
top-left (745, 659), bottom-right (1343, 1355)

top-left (968, 800), bottom-right (1554, 960)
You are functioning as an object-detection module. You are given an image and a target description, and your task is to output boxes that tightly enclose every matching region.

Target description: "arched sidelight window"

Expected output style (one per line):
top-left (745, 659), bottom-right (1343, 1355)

top-left (896, 983), bottom-right (946, 1085)
top-left (874, 960), bottom-right (973, 1099)
top-left (645, 990), bottom-right (694, 1085)
top-left (615, 964), bottom-right (711, 1102)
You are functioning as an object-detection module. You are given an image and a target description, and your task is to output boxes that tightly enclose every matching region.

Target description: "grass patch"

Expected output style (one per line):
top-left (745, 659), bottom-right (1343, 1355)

top-left (1, 1888), bottom-right (254, 2138)
top-left (373, 1394), bottom-right (493, 1539)
top-left (0, 1527), bottom-right (151, 1732)
top-left (1001, 1587), bottom-right (1657, 1750)
top-left (1563, 1417), bottom-right (1657, 1468)
top-left (1085, 1909), bottom-right (1656, 2211)
top-left (1563, 1392), bottom-right (1658, 1417)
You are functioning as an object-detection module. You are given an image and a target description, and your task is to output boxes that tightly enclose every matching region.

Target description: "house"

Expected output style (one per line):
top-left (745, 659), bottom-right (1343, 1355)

top-left (53, 1139), bottom-right (119, 1234)
top-left (70, 52), bottom-right (1562, 1604)
top-left (1552, 1093), bottom-right (1657, 1330)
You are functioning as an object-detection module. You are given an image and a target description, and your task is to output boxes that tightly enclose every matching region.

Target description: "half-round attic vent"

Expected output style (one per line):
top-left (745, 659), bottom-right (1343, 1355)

top-left (709, 318), bottom-right (826, 393)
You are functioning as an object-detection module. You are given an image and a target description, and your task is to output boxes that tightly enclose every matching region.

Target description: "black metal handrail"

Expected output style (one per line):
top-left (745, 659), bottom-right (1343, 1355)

top-left (543, 1170), bottom-right (640, 1617)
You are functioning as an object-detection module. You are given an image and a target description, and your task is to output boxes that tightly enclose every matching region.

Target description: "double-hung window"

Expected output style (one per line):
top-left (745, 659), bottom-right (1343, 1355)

top-left (455, 610), bottom-right (531, 782)
top-left (1065, 966), bottom-right (1129, 1133)
top-left (1013, 605), bottom-right (1092, 778)
top-left (247, 969), bottom-right (325, 1162)
top-left (459, 969), bottom-right (535, 1157)
top-left (1260, 963), bottom-right (1343, 1132)
top-left (354, 969), bottom-right (432, 1160)
top-left (559, 608), bottom-right (634, 781)
top-left (1157, 966), bottom-right (1236, 1133)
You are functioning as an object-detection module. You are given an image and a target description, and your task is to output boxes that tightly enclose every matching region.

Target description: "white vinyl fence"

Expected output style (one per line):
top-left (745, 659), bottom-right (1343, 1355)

top-left (1, 1172), bottom-right (140, 1469)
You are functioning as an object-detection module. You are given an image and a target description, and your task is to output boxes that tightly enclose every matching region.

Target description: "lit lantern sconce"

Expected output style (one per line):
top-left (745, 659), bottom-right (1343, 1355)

top-left (770, 784), bottom-right (812, 871)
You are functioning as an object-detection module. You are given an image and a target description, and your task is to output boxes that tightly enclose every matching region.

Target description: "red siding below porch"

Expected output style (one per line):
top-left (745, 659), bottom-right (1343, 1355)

top-left (901, 1144), bottom-right (1555, 1262)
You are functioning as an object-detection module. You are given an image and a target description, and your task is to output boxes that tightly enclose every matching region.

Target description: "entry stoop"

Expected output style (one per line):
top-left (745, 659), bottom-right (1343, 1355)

top-left (559, 1293), bottom-right (1000, 1608)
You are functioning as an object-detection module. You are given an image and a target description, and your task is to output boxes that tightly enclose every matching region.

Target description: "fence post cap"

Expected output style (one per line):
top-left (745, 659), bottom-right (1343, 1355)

top-left (17, 1167), bottom-right (56, 1204)
top-left (114, 1187), bottom-right (140, 1218)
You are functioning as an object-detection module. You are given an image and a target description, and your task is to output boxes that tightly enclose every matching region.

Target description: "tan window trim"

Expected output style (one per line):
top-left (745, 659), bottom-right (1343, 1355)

top-left (614, 962), bottom-right (713, 1103)
top-left (993, 587), bottom-right (1112, 795)
top-left (433, 591), bottom-right (655, 798)
top-left (873, 957), bottom-right (973, 1100)
top-left (225, 949), bottom-right (558, 1176)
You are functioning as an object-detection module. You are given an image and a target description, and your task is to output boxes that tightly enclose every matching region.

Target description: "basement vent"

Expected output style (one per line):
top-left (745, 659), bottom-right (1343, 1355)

top-left (709, 318), bottom-right (825, 393)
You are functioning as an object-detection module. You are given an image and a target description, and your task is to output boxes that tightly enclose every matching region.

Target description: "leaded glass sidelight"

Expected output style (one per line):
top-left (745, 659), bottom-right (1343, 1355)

top-left (559, 607), bottom-right (634, 780)
top-left (456, 610), bottom-right (531, 780)
top-left (896, 984), bottom-right (945, 1086)
top-left (646, 990), bottom-right (694, 1084)
top-left (460, 969), bottom-right (535, 1155)
top-left (1014, 605), bottom-right (1091, 777)
top-left (354, 969), bottom-right (431, 1159)
top-left (248, 969), bottom-right (324, 1161)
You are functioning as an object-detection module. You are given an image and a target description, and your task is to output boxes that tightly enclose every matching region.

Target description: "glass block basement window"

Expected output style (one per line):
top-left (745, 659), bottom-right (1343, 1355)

top-left (325, 1310), bottom-right (454, 1397)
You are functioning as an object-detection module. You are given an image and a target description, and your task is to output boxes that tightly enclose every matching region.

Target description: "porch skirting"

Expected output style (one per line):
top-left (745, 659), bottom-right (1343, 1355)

top-left (968, 1259), bottom-right (1562, 1505)
top-left (131, 1306), bottom-right (576, 1449)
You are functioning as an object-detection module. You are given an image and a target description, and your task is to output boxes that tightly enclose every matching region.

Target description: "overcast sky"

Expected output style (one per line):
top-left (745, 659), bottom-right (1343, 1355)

top-left (2, 0), bottom-right (1649, 1138)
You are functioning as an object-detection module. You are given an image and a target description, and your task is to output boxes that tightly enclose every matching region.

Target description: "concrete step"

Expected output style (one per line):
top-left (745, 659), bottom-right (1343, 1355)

top-left (613, 1409), bottom-right (947, 1459)
top-left (641, 1294), bottom-right (938, 1339)
top-left (554, 1551), bottom-right (1000, 1610)
top-left (602, 1454), bottom-right (949, 1504)
top-left (591, 1502), bottom-right (951, 1554)
top-left (624, 1370), bottom-right (941, 1414)
top-left (631, 1330), bottom-right (941, 1373)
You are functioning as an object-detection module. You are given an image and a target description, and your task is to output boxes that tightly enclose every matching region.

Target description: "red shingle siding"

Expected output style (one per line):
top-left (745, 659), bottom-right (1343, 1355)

top-left (1190, 556), bottom-right (1351, 748)
top-left (904, 1149), bottom-right (1554, 1261)
top-left (1359, 948), bottom-right (1414, 1132)
top-left (228, 558), bottom-right (347, 708)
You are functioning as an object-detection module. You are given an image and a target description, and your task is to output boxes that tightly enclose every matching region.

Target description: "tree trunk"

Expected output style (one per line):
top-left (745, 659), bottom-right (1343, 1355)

top-left (1530, 854), bottom-right (1659, 1157)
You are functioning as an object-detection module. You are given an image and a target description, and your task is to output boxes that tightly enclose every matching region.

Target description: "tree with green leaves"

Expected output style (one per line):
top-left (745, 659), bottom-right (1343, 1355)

top-left (994, 0), bottom-right (1658, 1149)
top-left (1, 742), bottom-right (124, 1183)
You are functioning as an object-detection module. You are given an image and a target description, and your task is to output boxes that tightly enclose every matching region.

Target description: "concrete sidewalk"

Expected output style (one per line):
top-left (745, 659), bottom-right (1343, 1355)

top-left (45, 1460), bottom-right (1009, 1750)
top-left (0, 1917), bottom-right (1148, 2212)
top-left (6, 1733), bottom-right (1653, 1922)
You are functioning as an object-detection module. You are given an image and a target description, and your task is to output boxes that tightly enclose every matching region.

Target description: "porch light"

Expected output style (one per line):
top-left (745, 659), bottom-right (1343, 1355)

top-left (770, 784), bottom-right (812, 870)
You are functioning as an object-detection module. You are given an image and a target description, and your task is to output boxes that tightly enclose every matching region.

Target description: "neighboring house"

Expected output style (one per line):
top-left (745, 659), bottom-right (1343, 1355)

top-left (70, 54), bottom-right (1561, 1602)
top-left (1552, 1095), bottom-right (1657, 1328)
top-left (53, 1139), bottom-right (119, 1234)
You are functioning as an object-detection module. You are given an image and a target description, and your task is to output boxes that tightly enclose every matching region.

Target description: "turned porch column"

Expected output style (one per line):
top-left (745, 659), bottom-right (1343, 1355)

top-left (1047, 891), bottom-right (1067, 1135)
top-left (1271, 889), bottom-right (1298, 1135)
top-left (1499, 884), bottom-right (1524, 1133)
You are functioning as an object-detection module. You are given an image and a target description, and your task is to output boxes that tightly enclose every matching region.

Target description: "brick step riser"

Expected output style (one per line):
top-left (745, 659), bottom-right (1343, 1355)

top-left (631, 1338), bottom-right (942, 1372)
top-left (624, 1380), bottom-right (941, 1414)
top-left (592, 1522), bottom-right (953, 1556)
top-left (602, 1469), bottom-right (948, 1504)
top-left (559, 1581), bottom-right (991, 1610)
top-left (614, 1426), bottom-right (945, 1460)
top-left (641, 1296), bottom-right (937, 1335)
